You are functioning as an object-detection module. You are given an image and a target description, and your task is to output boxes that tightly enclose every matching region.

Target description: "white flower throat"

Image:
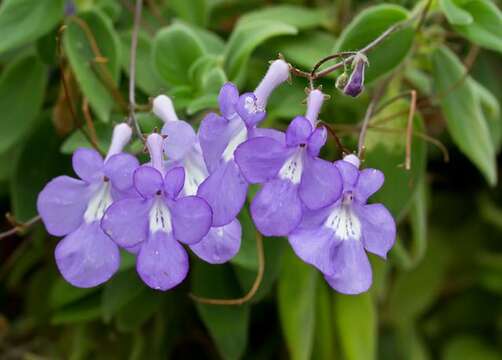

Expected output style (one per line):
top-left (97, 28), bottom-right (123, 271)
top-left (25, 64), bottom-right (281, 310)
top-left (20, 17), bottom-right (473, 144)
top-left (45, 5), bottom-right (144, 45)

top-left (149, 196), bottom-right (172, 233)
top-left (183, 149), bottom-right (209, 196)
top-left (222, 120), bottom-right (248, 162)
top-left (325, 193), bottom-right (362, 241)
top-left (279, 149), bottom-right (304, 184)
top-left (84, 180), bottom-right (112, 223)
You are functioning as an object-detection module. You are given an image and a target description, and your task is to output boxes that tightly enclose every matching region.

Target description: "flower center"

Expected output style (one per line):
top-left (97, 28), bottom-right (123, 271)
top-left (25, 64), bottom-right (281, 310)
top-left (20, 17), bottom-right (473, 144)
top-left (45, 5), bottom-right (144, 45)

top-left (84, 181), bottom-right (113, 223)
top-left (243, 96), bottom-right (263, 114)
top-left (278, 149), bottom-right (304, 184)
top-left (325, 201), bottom-right (361, 241)
top-left (149, 196), bottom-right (172, 234)
top-left (183, 148), bottom-right (209, 196)
top-left (222, 121), bottom-right (248, 162)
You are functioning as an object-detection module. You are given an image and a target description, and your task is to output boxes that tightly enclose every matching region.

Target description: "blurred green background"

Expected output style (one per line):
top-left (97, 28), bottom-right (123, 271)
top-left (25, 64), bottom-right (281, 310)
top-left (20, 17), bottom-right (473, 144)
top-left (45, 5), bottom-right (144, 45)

top-left (0, 0), bottom-right (501, 359)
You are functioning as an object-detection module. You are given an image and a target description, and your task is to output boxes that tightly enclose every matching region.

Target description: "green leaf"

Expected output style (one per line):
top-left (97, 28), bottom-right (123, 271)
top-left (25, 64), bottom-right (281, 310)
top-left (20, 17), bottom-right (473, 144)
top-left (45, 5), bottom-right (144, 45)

top-left (101, 269), bottom-right (145, 322)
top-left (153, 23), bottom-right (206, 87)
top-left (187, 94), bottom-right (218, 115)
top-left (64, 10), bottom-right (121, 122)
top-left (240, 5), bottom-right (329, 30)
top-left (364, 101), bottom-right (427, 220)
top-left (312, 282), bottom-right (336, 360)
top-left (409, 177), bottom-right (428, 266)
top-left (334, 292), bottom-right (376, 360)
top-left (278, 248), bottom-right (318, 360)
top-left (120, 30), bottom-right (165, 95)
top-left (0, 0), bottom-right (64, 53)
top-left (270, 31), bottom-right (336, 69)
top-left (50, 278), bottom-right (99, 310)
top-left (439, 0), bottom-right (473, 25)
top-left (11, 119), bottom-right (70, 221)
top-left (60, 122), bottom-right (114, 155)
top-left (442, 335), bottom-right (500, 360)
top-left (169, 0), bottom-right (208, 27)
top-left (469, 78), bottom-right (500, 118)
top-left (232, 208), bottom-right (287, 302)
top-left (452, 0), bottom-right (502, 54)
top-left (388, 238), bottom-right (448, 323)
top-left (432, 46), bottom-right (496, 185)
top-left (192, 262), bottom-right (249, 360)
top-left (224, 19), bottom-right (297, 82)
top-left (234, 236), bottom-right (286, 303)
top-left (231, 207), bottom-right (258, 270)
top-left (0, 54), bottom-right (47, 153)
top-left (115, 289), bottom-right (162, 332)
top-left (334, 4), bottom-right (413, 83)
top-left (51, 295), bottom-right (102, 325)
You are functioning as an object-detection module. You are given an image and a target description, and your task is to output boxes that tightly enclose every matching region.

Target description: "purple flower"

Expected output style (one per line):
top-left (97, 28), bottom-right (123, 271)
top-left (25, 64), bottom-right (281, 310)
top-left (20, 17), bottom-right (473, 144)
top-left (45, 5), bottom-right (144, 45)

top-left (152, 95), bottom-right (241, 264)
top-left (288, 154), bottom-right (396, 294)
top-left (37, 124), bottom-right (139, 288)
top-left (198, 59), bottom-right (290, 227)
top-left (235, 90), bottom-right (343, 236)
top-left (343, 53), bottom-right (368, 97)
top-left (101, 134), bottom-right (213, 291)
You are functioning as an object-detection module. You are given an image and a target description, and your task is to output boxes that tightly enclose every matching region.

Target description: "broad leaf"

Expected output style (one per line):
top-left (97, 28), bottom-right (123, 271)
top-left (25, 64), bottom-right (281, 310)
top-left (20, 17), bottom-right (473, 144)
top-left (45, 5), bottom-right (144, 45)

top-left (192, 262), bottom-right (249, 360)
top-left (432, 46), bottom-right (496, 185)
top-left (169, 0), bottom-right (208, 27)
top-left (120, 30), bottom-right (165, 95)
top-left (278, 248), bottom-right (318, 360)
top-left (101, 269), bottom-right (145, 322)
top-left (452, 0), bottom-right (502, 54)
top-left (240, 5), bottom-right (329, 30)
top-left (224, 19), bottom-right (297, 82)
top-left (64, 10), bottom-right (121, 122)
top-left (11, 119), bottom-right (70, 221)
top-left (270, 31), bottom-right (336, 69)
top-left (153, 23), bottom-right (206, 87)
top-left (334, 292), bottom-right (376, 360)
top-left (0, 0), bottom-right (64, 53)
top-left (440, 0), bottom-right (473, 25)
top-left (0, 54), bottom-right (47, 153)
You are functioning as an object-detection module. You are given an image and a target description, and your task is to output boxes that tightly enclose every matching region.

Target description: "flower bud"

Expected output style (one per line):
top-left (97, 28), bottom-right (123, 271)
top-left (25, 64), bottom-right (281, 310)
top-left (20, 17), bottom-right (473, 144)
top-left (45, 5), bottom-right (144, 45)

top-left (146, 133), bottom-right (165, 173)
top-left (153, 95), bottom-right (179, 123)
top-left (253, 59), bottom-right (290, 108)
top-left (343, 154), bottom-right (361, 168)
top-left (105, 123), bottom-right (132, 161)
top-left (343, 53), bottom-right (368, 97)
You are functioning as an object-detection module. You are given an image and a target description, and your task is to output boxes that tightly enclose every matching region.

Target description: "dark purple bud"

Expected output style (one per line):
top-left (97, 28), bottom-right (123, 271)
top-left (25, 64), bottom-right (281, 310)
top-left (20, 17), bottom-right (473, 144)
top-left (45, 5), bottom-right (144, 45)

top-left (343, 53), bottom-right (368, 97)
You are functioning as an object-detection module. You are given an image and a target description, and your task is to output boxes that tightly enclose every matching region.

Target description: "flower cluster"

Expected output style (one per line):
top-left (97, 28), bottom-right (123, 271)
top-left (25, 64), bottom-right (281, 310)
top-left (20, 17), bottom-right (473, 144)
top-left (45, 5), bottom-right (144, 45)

top-left (37, 58), bottom-right (395, 294)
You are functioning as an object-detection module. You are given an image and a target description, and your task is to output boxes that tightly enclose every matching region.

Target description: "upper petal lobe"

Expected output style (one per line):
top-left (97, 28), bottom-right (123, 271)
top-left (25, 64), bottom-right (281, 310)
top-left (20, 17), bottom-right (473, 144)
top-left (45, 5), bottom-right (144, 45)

top-left (37, 176), bottom-right (90, 236)
top-left (359, 203), bottom-right (395, 259)
top-left (104, 153), bottom-right (139, 193)
top-left (235, 136), bottom-right (291, 184)
top-left (355, 168), bottom-right (384, 203)
top-left (162, 120), bottom-right (197, 160)
top-left (171, 195), bottom-right (212, 245)
top-left (299, 157), bottom-right (342, 210)
top-left (101, 197), bottom-right (152, 248)
top-left (72, 148), bottom-right (103, 183)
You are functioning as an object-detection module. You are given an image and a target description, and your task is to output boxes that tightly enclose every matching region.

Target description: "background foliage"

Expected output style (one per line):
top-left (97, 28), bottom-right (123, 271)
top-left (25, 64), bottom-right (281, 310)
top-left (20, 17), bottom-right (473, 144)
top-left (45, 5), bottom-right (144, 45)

top-left (0, 0), bottom-right (501, 359)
